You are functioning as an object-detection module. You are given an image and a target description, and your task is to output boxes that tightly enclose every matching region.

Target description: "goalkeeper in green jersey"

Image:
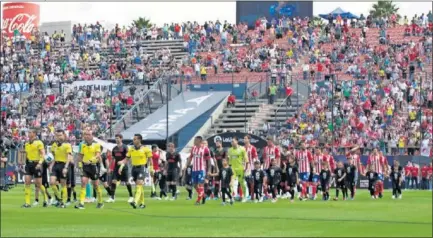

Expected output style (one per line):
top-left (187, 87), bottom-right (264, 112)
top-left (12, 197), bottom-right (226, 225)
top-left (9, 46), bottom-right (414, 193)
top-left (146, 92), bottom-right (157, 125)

top-left (227, 137), bottom-right (249, 203)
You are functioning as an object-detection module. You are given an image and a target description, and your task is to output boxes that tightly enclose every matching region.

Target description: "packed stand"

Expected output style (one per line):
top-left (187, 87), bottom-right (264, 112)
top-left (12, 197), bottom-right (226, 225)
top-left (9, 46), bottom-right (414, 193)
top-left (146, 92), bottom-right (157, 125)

top-left (261, 12), bottom-right (433, 156)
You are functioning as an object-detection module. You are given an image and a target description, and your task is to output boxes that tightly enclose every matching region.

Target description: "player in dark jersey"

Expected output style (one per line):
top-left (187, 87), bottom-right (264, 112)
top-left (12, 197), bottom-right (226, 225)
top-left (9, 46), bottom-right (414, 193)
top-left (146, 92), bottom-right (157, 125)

top-left (158, 161), bottom-right (168, 200)
top-left (202, 140), bottom-right (215, 203)
top-left (36, 161), bottom-right (55, 206)
top-left (279, 147), bottom-right (289, 198)
top-left (390, 160), bottom-right (403, 199)
top-left (365, 166), bottom-right (379, 199)
top-left (108, 134), bottom-right (133, 203)
top-left (96, 152), bottom-right (112, 202)
top-left (183, 165), bottom-right (193, 200)
top-left (268, 159), bottom-right (283, 203)
top-left (252, 161), bottom-right (266, 203)
top-left (66, 162), bottom-right (77, 205)
top-left (283, 155), bottom-right (298, 202)
top-left (217, 158), bottom-right (233, 205)
top-left (319, 161), bottom-right (331, 201)
top-left (212, 140), bottom-right (226, 200)
top-left (165, 143), bottom-right (182, 200)
top-left (333, 161), bottom-right (347, 201)
top-left (344, 157), bottom-right (357, 200)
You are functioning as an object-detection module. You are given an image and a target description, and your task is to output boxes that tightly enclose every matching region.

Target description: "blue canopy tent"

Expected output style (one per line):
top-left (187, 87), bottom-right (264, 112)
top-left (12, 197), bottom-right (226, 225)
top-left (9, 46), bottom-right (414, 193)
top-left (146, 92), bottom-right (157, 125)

top-left (319, 7), bottom-right (359, 19)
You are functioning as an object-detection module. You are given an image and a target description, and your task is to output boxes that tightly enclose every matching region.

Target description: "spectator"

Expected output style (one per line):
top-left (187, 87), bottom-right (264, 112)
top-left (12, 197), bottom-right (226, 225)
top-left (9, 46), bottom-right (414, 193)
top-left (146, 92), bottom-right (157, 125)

top-left (227, 93), bottom-right (236, 108)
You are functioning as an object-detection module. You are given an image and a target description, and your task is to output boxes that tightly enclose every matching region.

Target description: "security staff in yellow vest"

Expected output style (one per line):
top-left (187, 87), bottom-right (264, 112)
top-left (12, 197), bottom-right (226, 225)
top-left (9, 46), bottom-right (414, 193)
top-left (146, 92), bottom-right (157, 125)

top-left (22, 129), bottom-right (47, 208)
top-left (74, 129), bottom-right (104, 209)
top-left (49, 129), bottom-right (73, 208)
top-left (120, 133), bottom-right (153, 209)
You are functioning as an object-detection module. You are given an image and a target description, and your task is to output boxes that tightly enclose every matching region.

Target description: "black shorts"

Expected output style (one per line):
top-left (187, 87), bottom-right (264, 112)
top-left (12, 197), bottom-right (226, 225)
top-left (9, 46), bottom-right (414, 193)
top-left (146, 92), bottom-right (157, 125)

top-left (153, 171), bottom-right (161, 182)
top-left (52, 162), bottom-right (67, 180)
top-left (132, 166), bottom-right (145, 182)
top-left (82, 164), bottom-right (99, 181)
top-left (254, 183), bottom-right (263, 193)
top-left (185, 176), bottom-right (192, 186)
top-left (42, 170), bottom-right (49, 188)
top-left (112, 165), bottom-right (128, 182)
top-left (166, 170), bottom-right (178, 182)
top-left (286, 179), bottom-right (296, 188)
top-left (336, 181), bottom-right (346, 189)
top-left (345, 179), bottom-right (355, 188)
top-left (25, 161), bottom-right (42, 178)
top-left (99, 173), bottom-right (108, 183)
top-left (67, 164), bottom-right (76, 186)
top-left (320, 181), bottom-right (329, 191)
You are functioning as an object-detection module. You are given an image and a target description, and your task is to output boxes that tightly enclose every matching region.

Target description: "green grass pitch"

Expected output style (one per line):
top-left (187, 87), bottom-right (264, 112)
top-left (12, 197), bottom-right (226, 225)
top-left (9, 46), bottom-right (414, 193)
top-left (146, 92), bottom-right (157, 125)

top-left (1, 186), bottom-right (431, 237)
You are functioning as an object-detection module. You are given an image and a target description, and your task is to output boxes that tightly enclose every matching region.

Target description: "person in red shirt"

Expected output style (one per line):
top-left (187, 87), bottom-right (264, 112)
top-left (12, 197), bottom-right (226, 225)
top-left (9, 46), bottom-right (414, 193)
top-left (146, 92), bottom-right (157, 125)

top-left (421, 164), bottom-right (430, 190)
top-left (404, 163), bottom-right (412, 189)
top-left (410, 164), bottom-right (419, 189)
top-left (150, 145), bottom-right (162, 198)
top-left (429, 162), bottom-right (433, 190)
top-left (227, 93), bottom-right (236, 108)
top-left (285, 84), bottom-right (293, 107)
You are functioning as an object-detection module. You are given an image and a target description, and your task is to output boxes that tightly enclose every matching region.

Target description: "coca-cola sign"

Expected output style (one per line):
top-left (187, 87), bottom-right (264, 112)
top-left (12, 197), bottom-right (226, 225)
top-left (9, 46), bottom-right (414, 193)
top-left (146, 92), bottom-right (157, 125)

top-left (2, 2), bottom-right (40, 39)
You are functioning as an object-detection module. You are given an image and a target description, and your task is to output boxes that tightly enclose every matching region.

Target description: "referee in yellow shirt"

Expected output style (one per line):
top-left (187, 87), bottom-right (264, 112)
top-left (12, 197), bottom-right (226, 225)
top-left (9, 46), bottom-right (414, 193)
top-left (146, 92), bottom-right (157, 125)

top-left (74, 129), bottom-right (104, 209)
top-left (22, 129), bottom-right (48, 208)
top-left (49, 129), bottom-right (73, 208)
top-left (122, 134), bottom-right (153, 209)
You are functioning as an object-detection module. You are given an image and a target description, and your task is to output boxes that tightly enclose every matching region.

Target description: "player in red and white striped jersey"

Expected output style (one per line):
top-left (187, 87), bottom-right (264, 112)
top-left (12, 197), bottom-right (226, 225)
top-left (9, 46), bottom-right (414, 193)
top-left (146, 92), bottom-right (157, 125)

top-left (262, 137), bottom-right (280, 198)
top-left (367, 148), bottom-right (388, 198)
top-left (295, 145), bottom-right (313, 200)
top-left (186, 136), bottom-right (211, 205)
top-left (312, 148), bottom-right (329, 200)
top-left (323, 149), bottom-right (336, 172)
top-left (244, 135), bottom-right (258, 200)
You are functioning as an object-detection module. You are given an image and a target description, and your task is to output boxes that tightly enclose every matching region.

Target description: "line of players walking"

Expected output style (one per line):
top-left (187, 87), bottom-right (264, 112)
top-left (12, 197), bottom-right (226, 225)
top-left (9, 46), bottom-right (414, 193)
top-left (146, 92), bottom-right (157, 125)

top-left (19, 129), bottom-right (432, 209)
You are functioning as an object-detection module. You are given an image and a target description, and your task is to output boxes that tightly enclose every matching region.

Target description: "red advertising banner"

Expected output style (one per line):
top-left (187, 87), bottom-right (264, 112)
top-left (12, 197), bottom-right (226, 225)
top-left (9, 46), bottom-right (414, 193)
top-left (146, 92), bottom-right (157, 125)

top-left (1, 2), bottom-right (40, 39)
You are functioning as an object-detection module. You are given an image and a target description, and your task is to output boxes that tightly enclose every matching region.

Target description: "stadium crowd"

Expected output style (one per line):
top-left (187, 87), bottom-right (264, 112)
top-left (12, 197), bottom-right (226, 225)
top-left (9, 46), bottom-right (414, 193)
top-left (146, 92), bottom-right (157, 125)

top-left (1, 10), bottom-right (433, 156)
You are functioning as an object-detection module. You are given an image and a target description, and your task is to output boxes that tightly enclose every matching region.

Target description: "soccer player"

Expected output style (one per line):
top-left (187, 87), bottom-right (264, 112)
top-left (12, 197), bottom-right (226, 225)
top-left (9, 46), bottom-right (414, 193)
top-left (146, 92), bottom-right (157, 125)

top-left (367, 148), bottom-right (388, 198)
top-left (165, 142), bottom-right (182, 200)
top-left (186, 136), bottom-right (211, 205)
top-left (390, 160), bottom-right (403, 199)
top-left (344, 157), bottom-right (357, 200)
top-left (268, 159), bottom-right (283, 203)
top-left (49, 129), bottom-right (73, 208)
top-left (296, 144), bottom-right (313, 201)
top-left (333, 161), bottom-right (347, 201)
top-left (319, 161), bottom-right (331, 201)
top-left (244, 135), bottom-right (258, 200)
top-left (279, 146), bottom-right (289, 198)
top-left (269, 159), bottom-right (283, 203)
top-left (202, 140), bottom-right (215, 202)
top-left (312, 148), bottom-right (329, 200)
top-left (22, 129), bottom-right (48, 208)
top-left (227, 137), bottom-right (249, 203)
top-left (212, 140), bottom-right (227, 200)
top-left (66, 158), bottom-right (77, 205)
top-left (157, 161), bottom-right (168, 200)
top-left (150, 145), bottom-right (162, 198)
top-left (124, 134), bottom-right (153, 209)
top-left (183, 165), bottom-right (193, 200)
top-left (262, 136), bottom-right (280, 199)
top-left (108, 134), bottom-right (133, 203)
top-left (365, 166), bottom-right (379, 199)
top-left (218, 158), bottom-right (233, 205)
top-left (74, 129), bottom-right (104, 209)
top-left (251, 161), bottom-right (265, 203)
top-left (97, 151), bottom-right (112, 201)
top-left (283, 155), bottom-right (298, 203)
